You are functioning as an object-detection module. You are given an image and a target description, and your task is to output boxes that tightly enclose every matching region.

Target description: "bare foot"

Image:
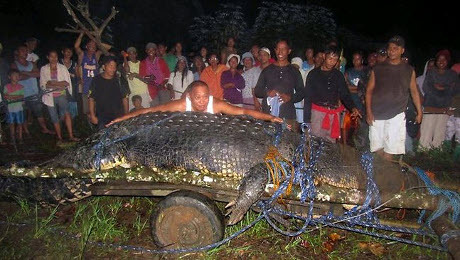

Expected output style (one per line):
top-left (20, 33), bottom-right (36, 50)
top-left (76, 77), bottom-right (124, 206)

top-left (69, 137), bottom-right (80, 142)
top-left (41, 129), bottom-right (56, 135)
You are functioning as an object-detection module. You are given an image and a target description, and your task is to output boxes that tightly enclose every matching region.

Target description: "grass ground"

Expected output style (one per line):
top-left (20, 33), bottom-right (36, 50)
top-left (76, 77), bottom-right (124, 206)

top-left (0, 115), bottom-right (457, 259)
top-left (0, 197), bottom-right (450, 259)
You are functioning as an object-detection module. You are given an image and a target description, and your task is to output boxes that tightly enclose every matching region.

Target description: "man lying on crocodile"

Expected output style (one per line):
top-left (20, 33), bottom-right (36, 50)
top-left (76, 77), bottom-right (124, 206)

top-left (107, 80), bottom-right (283, 126)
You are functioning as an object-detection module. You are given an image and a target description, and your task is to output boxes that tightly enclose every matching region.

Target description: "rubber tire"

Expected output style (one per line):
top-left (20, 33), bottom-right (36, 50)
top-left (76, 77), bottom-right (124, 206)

top-left (150, 190), bottom-right (225, 249)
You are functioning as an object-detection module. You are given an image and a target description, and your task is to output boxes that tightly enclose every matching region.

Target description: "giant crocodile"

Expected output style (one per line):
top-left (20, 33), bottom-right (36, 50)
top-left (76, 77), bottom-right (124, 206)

top-left (0, 111), bottom-right (452, 225)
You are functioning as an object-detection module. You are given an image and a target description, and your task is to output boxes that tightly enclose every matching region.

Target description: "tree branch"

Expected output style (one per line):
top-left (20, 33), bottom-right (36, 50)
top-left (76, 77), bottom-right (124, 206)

top-left (55, 27), bottom-right (85, 34)
top-left (62, 0), bottom-right (88, 32)
top-left (99, 6), bottom-right (118, 34)
top-left (78, 1), bottom-right (99, 32)
top-left (57, 0), bottom-right (116, 56)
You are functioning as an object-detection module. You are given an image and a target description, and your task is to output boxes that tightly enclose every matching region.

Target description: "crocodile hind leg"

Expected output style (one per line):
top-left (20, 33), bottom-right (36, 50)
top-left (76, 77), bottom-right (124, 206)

top-left (226, 163), bottom-right (268, 225)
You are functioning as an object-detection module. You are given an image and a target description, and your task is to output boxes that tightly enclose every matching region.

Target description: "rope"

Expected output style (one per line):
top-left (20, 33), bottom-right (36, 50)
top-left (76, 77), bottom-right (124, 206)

top-left (414, 167), bottom-right (460, 228)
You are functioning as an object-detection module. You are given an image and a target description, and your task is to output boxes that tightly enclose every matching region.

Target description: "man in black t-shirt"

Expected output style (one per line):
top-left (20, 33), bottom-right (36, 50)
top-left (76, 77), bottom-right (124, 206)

top-left (304, 46), bottom-right (361, 143)
top-left (254, 39), bottom-right (305, 131)
top-left (89, 56), bottom-right (128, 129)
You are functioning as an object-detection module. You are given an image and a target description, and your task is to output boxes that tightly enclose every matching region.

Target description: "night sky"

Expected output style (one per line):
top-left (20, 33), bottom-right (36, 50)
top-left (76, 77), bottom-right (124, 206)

top-left (0, 0), bottom-right (458, 72)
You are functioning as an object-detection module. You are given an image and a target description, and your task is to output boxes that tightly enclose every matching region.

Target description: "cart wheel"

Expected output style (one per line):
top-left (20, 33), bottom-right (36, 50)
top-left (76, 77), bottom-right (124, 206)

top-left (150, 190), bottom-right (225, 249)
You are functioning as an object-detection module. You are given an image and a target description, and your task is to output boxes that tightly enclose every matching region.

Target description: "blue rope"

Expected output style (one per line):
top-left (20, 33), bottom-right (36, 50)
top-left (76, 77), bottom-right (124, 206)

top-left (414, 167), bottom-right (460, 228)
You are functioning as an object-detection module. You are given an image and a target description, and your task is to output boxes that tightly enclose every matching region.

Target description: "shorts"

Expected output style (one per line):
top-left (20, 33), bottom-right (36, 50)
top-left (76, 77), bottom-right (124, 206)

top-left (24, 100), bottom-right (43, 118)
top-left (47, 95), bottom-right (69, 123)
top-left (7, 111), bottom-right (25, 124)
top-left (369, 112), bottom-right (406, 154)
top-left (82, 94), bottom-right (90, 114)
top-left (68, 101), bottom-right (78, 119)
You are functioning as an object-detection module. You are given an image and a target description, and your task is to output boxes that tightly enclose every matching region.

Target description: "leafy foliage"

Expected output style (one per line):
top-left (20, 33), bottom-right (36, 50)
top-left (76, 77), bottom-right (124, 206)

top-left (188, 1), bottom-right (338, 54)
top-left (252, 1), bottom-right (336, 51)
top-left (189, 4), bottom-right (248, 53)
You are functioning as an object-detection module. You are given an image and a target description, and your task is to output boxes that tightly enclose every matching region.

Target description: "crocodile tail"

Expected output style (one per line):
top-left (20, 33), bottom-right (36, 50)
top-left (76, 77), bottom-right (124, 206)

top-left (0, 176), bottom-right (93, 205)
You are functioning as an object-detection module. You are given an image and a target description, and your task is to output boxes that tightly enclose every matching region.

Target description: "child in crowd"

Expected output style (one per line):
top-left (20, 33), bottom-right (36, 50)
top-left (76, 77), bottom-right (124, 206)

top-left (130, 95), bottom-right (144, 113)
top-left (3, 69), bottom-right (25, 144)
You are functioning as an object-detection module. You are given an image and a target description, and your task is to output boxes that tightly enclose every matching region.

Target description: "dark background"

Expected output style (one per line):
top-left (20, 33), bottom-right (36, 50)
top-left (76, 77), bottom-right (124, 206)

top-left (0, 0), bottom-right (458, 74)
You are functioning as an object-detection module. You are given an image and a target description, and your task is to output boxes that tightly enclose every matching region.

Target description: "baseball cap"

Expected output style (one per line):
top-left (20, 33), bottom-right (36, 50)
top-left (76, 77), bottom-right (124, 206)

top-left (259, 47), bottom-right (271, 57)
top-left (226, 54), bottom-right (241, 67)
top-left (241, 52), bottom-right (254, 65)
top-left (126, 46), bottom-right (137, 53)
top-left (145, 42), bottom-right (157, 50)
top-left (377, 48), bottom-right (387, 56)
top-left (388, 35), bottom-right (405, 48)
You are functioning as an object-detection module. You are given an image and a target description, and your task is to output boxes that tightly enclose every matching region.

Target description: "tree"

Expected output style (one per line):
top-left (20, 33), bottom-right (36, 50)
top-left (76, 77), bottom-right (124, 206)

top-left (252, 1), bottom-right (336, 52)
top-left (55, 0), bottom-right (117, 55)
top-left (188, 4), bottom-right (248, 53)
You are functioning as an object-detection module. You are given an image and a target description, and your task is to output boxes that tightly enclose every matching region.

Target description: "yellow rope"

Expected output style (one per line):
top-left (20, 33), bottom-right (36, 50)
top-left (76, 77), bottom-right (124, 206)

top-left (264, 146), bottom-right (296, 199)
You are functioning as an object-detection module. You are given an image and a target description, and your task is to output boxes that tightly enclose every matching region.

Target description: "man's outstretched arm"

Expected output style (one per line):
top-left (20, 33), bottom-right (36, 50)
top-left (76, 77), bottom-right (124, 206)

top-left (106, 99), bottom-right (185, 126)
top-left (215, 99), bottom-right (282, 123)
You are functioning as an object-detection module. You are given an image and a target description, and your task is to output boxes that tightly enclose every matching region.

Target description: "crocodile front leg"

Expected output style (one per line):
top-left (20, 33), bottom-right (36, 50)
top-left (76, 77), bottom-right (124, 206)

top-left (226, 163), bottom-right (268, 225)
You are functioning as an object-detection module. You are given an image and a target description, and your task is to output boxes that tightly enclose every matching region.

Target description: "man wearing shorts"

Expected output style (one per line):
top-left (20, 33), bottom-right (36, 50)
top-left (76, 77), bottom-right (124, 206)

top-left (365, 36), bottom-right (422, 160)
top-left (11, 45), bottom-right (53, 134)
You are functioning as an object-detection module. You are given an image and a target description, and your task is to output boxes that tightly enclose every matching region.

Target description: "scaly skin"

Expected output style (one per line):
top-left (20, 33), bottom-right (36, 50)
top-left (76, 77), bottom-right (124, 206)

top-left (0, 112), bottom-right (368, 224)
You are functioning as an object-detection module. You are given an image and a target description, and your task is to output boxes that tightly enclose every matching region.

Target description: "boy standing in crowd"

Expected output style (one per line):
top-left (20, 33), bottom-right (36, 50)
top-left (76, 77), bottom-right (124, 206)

top-left (3, 69), bottom-right (25, 144)
top-left (89, 56), bottom-right (129, 129)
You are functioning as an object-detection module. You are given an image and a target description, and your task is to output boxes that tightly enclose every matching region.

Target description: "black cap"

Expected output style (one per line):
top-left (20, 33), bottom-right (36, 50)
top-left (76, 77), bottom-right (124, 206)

top-left (377, 48), bottom-right (387, 56)
top-left (388, 35), bottom-right (405, 48)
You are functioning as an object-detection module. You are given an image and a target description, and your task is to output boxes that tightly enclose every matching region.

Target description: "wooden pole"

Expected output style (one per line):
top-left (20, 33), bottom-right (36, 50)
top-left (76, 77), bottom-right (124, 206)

top-left (429, 215), bottom-right (460, 259)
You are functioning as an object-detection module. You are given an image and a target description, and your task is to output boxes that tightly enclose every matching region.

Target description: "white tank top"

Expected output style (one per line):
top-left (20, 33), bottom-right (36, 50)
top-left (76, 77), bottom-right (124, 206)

top-left (185, 95), bottom-right (214, 114)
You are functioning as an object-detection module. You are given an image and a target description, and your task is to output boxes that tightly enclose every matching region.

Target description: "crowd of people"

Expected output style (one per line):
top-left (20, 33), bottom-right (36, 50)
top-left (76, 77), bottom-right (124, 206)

top-left (0, 34), bottom-right (459, 161)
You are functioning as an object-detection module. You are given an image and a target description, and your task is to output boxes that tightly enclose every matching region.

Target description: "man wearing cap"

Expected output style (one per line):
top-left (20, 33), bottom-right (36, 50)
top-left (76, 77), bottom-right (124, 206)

top-left (123, 47), bottom-right (151, 110)
top-left (139, 42), bottom-right (170, 107)
top-left (254, 39), bottom-right (305, 131)
top-left (241, 52), bottom-right (259, 109)
top-left (366, 35), bottom-right (422, 160)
